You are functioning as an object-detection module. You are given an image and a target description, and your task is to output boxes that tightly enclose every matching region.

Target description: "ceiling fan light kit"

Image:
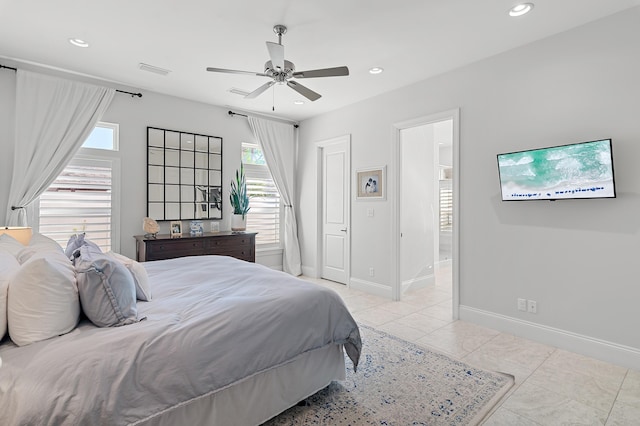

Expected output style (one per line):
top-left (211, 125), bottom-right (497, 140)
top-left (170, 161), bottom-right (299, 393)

top-left (206, 24), bottom-right (349, 103)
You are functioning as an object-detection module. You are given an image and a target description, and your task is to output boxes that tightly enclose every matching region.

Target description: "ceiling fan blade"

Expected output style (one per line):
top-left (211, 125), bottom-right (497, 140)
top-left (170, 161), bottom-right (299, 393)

top-left (292, 66), bottom-right (349, 78)
top-left (266, 42), bottom-right (285, 70)
top-left (245, 81), bottom-right (275, 99)
top-left (287, 81), bottom-right (321, 101)
top-left (206, 67), bottom-right (269, 77)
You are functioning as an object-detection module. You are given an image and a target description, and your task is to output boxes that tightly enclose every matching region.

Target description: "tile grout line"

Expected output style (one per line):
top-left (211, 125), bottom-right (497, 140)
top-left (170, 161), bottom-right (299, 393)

top-left (604, 369), bottom-right (629, 425)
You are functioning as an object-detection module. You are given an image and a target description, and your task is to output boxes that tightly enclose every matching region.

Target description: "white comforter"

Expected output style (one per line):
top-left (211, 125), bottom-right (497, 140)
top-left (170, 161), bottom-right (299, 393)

top-left (0, 256), bottom-right (361, 425)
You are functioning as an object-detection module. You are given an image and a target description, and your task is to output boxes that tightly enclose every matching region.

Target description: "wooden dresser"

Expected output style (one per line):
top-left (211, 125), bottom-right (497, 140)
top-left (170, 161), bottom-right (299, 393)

top-left (134, 232), bottom-right (256, 262)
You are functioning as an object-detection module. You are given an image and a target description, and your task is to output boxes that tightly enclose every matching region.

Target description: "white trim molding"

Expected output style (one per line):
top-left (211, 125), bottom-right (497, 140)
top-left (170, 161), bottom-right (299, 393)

top-left (401, 274), bottom-right (435, 293)
top-left (350, 277), bottom-right (392, 299)
top-left (391, 109), bottom-right (460, 321)
top-left (301, 265), bottom-right (317, 278)
top-left (459, 305), bottom-right (640, 371)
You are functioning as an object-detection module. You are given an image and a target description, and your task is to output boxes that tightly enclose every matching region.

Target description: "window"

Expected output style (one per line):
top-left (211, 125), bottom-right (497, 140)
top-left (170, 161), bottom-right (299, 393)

top-left (242, 143), bottom-right (281, 246)
top-left (39, 122), bottom-right (120, 252)
top-left (439, 179), bottom-right (452, 233)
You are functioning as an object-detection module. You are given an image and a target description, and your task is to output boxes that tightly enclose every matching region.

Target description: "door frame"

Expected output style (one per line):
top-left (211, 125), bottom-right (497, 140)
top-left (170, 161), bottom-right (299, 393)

top-left (391, 109), bottom-right (460, 319)
top-left (315, 134), bottom-right (351, 283)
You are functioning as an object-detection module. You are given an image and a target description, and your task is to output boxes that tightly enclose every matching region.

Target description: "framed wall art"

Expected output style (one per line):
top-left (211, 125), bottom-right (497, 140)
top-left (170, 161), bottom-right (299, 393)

top-left (356, 166), bottom-right (386, 200)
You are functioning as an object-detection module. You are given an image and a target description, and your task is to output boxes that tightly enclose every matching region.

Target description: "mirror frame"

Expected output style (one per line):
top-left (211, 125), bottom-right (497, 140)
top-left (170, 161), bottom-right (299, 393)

top-left (147, 126), bottom-right (223, 221)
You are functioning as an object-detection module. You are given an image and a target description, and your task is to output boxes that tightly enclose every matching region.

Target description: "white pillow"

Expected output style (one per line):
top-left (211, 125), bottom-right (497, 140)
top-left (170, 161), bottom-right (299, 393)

top-left (107, 251), bottom-right (152, 301)
top-left (0, 234), bottom-right (24, 257)
top-left (8, 251), bottom-right (80, 346)
top-left (17, 233), bottom-right (63, 264)
top-left (0, 252), bottom-right (21, 340)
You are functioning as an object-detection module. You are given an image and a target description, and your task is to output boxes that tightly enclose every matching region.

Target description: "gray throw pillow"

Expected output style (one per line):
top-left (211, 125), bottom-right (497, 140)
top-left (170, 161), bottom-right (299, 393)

top-left (64, 233), bottom-right (86, 259)
top-left (73, 245), bottom-right (141, 327)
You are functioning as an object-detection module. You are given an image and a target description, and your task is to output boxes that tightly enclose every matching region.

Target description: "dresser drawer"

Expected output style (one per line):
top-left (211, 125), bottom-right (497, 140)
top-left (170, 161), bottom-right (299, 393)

top-left (208, 236), bottom-right (252, 251)
top-left (146, 239), bottom-right (207, 260)
top-left (217, 248), bottom-right (254, 262)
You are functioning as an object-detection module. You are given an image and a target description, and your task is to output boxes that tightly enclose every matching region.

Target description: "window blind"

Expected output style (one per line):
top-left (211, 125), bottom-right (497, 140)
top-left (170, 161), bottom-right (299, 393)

top-left (39, 159), bottom-right (113, 251)
top-left (245, 169), bottom-right (280, 246)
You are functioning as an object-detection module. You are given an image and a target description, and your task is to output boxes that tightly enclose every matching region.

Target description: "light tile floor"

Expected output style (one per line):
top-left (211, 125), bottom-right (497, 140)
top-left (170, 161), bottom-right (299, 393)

top-left (302, 265), bottom-right (640, 425)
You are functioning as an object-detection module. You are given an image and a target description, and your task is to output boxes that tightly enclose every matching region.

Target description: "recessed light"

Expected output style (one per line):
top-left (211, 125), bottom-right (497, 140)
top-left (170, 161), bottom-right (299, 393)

top-left (509, 3), bottom-right (534, 17)
top-left (294, 100), bottom-right (304, 105)
top-left (68, 38), bottom-right (89, 48)
top-left (369, 67), bottom-right (384, 75)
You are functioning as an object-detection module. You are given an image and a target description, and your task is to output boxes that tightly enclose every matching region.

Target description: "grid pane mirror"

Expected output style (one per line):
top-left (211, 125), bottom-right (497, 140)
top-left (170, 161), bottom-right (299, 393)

top-left (147, 127), bottom-right (223, 221)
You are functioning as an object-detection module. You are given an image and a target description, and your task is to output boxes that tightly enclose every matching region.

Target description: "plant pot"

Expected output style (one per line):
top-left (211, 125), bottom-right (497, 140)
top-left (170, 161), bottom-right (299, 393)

top-left (231, 214), bottom-right (246, 231)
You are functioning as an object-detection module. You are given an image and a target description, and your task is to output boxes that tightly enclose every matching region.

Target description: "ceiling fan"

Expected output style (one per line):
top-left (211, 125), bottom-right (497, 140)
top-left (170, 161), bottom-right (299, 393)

top-left (206, 24), bottom-right (349, 102)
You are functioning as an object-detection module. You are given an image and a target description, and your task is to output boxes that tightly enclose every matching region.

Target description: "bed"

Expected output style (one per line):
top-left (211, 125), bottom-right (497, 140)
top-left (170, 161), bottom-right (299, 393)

top-left (0, 254), bottom-right (361, 425)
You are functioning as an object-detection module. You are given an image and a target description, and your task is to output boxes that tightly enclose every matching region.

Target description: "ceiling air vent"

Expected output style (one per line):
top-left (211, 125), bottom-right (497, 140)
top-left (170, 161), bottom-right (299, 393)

top-left (138, 63), bottom-right (171, 76)
top-left (228, 88), bottom-right (250, 96)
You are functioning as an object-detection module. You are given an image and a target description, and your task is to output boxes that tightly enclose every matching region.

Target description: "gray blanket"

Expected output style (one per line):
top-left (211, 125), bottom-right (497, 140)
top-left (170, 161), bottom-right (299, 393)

top-left (0, 256), bottom-right (361, 425)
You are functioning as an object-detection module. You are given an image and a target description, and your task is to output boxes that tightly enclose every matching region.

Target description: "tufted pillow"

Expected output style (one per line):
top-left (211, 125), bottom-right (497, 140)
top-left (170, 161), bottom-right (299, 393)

top-left (0, 234), bottom-right (24, 257)
top-left (106, 251), bottom-right (152, 301)
top-left (16, 233), bottom-right (64, 264)
top-left (0, 253), bottom-right (21, 341)
top-left (74, 245), bottom-right (140, 327)
top-left (8, 251), bottom-right (80, 346)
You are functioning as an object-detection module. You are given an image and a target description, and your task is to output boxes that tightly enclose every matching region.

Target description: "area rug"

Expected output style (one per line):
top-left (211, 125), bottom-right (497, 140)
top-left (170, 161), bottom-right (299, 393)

top-left (264, 324), bottom-right (514, 425)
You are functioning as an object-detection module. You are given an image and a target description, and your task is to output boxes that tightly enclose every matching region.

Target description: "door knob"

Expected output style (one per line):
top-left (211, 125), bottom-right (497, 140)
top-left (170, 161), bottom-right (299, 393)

top-left (340, 228), bottom-right (347, 232)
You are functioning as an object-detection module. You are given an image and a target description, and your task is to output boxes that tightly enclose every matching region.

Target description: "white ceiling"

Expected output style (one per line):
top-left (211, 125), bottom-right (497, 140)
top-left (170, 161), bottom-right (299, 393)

top-left (1, 0), bottom-right (638, 122)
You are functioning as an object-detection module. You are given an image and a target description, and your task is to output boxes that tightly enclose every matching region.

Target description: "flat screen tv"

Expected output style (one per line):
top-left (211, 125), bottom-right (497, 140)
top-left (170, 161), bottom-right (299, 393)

top-left (497, 139), bottom-right (615, 201)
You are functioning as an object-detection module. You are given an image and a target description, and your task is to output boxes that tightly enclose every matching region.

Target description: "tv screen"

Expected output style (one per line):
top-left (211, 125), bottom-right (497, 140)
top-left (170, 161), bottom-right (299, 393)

top-left (497, 139), bottom-right (615, 201)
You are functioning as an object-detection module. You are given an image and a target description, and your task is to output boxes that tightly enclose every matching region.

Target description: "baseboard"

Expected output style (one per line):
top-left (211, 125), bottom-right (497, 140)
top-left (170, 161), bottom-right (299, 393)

top-left (350, 278), bottom-right (392, 299)
top-left (301, 265), bottom-right (317, 278)
top-left (401, 274), bottom-right (434, 293)
top-left (459, 305), bottom-right (640, 371)
top-left (255, 248), bottom-right (283, 271)
top-left (436, 258), bottom-right (452, 267)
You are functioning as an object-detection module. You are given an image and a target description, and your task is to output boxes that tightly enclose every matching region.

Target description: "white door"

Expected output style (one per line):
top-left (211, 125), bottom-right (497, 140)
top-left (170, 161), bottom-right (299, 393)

top-left (320, 137), bottom-right (350, 284)
top-left (399, 124), bottom-right (438, 294)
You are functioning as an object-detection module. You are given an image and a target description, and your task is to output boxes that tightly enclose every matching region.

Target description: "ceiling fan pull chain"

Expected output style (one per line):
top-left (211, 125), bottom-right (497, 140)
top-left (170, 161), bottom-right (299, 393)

top-left (272, 84), bottom-right (275, 111)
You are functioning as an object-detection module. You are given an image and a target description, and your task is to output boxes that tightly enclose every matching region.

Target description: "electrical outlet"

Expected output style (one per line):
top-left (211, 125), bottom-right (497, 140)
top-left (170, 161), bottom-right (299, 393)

top-left (369, 267), bottom-right (375, 277)
top-left (367, 208), bottom-right (374, 217)
top-left (527, 300), bottom-right (537, 314)
top-left (517, 298), bottom-right (527, 311)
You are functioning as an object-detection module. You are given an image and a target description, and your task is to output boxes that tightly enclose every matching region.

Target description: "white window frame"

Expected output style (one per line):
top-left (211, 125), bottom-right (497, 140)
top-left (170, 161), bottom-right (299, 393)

top-left (242, 143), bottom-right (284, 250)
top-left (36, 122), bottom-right (121, 252)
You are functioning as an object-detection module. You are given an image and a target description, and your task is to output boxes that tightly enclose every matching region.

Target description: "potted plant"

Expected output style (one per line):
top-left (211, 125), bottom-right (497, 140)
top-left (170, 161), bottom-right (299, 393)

top-left (229, 163), bottom-right (250, 231)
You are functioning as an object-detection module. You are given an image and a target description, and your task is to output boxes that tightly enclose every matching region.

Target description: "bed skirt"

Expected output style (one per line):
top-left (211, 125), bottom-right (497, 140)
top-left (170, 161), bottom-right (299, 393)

top-left (134, 343), bottom-right (346, 426)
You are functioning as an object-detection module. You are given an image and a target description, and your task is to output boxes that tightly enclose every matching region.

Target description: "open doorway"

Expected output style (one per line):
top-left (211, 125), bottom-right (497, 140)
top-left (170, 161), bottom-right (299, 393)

top-left (392, 109), bottom-right (459, 319)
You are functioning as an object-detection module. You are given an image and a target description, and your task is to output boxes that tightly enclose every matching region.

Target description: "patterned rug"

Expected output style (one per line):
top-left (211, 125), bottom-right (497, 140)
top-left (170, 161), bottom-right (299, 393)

top-left (264, 324), bottom-right (514, 425)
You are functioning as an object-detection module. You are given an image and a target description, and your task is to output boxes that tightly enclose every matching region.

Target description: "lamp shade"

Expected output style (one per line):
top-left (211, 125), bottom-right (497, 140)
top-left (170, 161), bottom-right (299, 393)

top-left (0, 227), bottom-right (33, 245)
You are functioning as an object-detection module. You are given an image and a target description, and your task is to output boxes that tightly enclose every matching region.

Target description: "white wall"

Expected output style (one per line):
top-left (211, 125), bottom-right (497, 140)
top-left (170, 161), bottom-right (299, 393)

top-left (296, 8), bottom-right (640, 367)
top-left (0, 69), bottom-right (283, 269)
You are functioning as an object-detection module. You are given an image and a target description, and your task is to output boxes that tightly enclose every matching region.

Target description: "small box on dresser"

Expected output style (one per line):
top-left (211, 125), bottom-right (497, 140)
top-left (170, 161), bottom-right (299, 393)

top-left (134, 232), bottom-right (257, 263)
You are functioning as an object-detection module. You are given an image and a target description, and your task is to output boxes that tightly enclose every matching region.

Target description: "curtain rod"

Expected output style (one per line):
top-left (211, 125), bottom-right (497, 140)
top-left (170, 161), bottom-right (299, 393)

top-left (0, 64), bottom-right (142, 98)
top-left (228, 110), bottom-right (299, 128)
